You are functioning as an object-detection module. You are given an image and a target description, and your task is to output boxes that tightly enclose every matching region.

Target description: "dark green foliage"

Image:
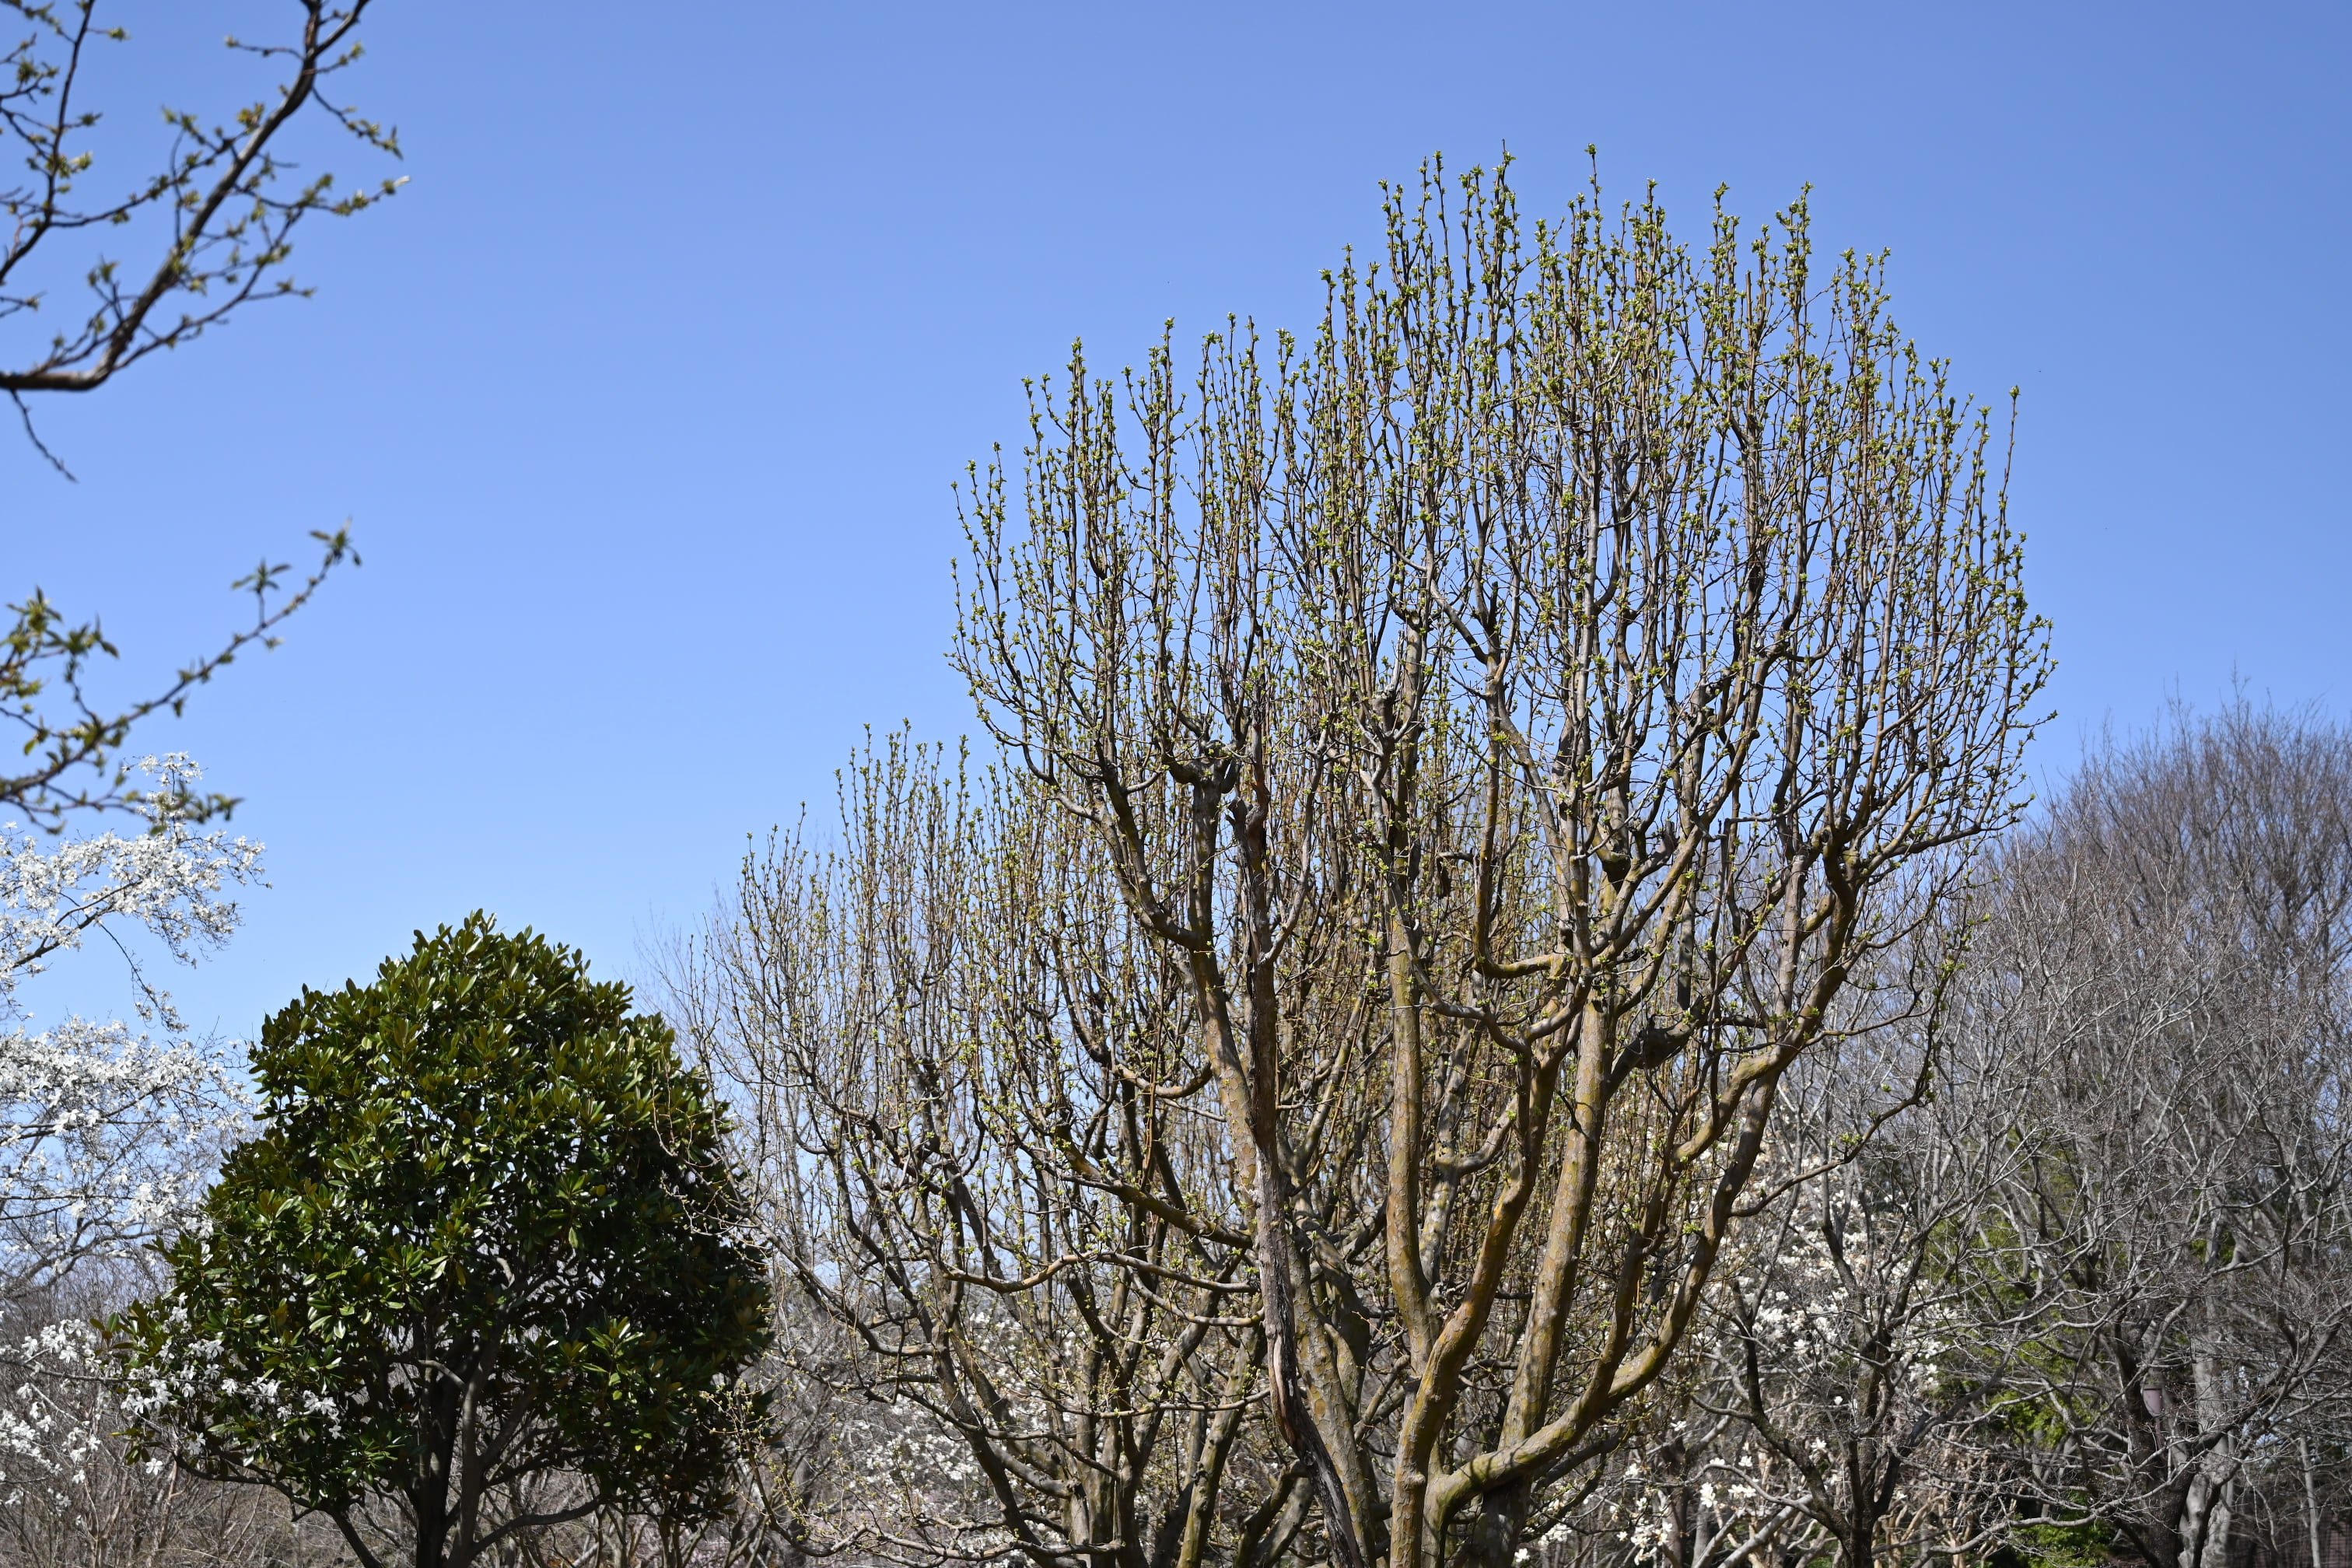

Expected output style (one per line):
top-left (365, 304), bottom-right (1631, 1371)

top-left (2007, 1516), bottom-right (2119, 1568)
top-left (119, 913), bottom-right (771, 1568)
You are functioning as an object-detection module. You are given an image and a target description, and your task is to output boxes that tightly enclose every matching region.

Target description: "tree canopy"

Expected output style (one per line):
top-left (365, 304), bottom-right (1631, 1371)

top-left (666, 157), bottom-right (2053, 1568)
top-left (120, 914), bottom-right (772, 1568)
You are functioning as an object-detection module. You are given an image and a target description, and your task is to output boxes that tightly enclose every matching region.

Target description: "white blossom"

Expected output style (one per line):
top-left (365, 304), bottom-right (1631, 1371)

top-left (0, 758), bottom-right (257, 1500)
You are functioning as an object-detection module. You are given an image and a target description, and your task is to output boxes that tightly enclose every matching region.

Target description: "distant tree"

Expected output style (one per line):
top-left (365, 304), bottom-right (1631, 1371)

top-left (118, 915), bottom-right (774, 1568)
top-left (1941, 706), bottom-right (2352, 1568)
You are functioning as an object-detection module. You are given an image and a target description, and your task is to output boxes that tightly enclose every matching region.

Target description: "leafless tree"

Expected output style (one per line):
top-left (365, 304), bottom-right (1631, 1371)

top-left (669, 736), bottom-right (1300, 1568)
top-left (676, 154), bottom-right (2047, 1568)
top-left (936, 152), bottom-right (2049, 1568)
top-left (1940, 705), bottom-right (2352, 1568)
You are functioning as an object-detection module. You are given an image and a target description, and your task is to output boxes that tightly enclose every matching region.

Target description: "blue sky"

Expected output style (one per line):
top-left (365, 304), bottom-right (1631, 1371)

top-left (12, 0), bottom-right (2350, 1037)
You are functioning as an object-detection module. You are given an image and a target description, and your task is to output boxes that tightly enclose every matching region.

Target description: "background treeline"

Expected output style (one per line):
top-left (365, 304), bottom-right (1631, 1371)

top-left (12, 704), bottom-right (2347, 1568)
top-left (649, 702), bottom-right (2352, 1568)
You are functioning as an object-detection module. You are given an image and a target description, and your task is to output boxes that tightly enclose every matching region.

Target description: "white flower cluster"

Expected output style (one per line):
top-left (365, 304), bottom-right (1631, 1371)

top-left (0, 758), bottom-right (257, 1294)
top-left (1593, 1446), bottom-right (1784, 1564)
top-left (1729, 1188), bottom-right (1959, 1416)
top-left (847, 1405), bottom-right (983, 1489)
top-left (0, 754), bottom-right (264, 1022)
top-left (0, 758), bottom-right (260, 1497)
top-left (0, 1317), bottom-right (110, 1507)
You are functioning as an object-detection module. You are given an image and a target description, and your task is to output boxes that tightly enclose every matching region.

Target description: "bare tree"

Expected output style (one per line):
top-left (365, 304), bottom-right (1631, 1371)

top-left (670, 737), bottom-right (1298, 1568)
top-left (940, 155), bottom-right (2049, 1568)
top-left (675, 156), bottom-right (2045, 1568)
top-left (1932, 705), bottom-right (2352, 1568)
top-left (1619, 1024), bottom-right (2017, 1568)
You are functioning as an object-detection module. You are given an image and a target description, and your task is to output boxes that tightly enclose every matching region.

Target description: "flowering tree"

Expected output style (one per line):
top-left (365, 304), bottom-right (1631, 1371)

top-left (0, 1295), bottom-right (334, 1568)
top-left (0, 755), bottom-right (261, 1306)
top-left (0, 0), bottom-right (393, 1290)
top-left (0, 7), bottom-right (397, 1552)
top-left (1687, 1147), bottom-right (1985, 1568)
top-left (0, 754), bottom-right (264, 1537)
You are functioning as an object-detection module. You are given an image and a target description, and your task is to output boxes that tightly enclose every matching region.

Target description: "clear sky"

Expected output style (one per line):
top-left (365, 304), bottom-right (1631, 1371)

top-left (12, 0), bottom-right (2350, 1038)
